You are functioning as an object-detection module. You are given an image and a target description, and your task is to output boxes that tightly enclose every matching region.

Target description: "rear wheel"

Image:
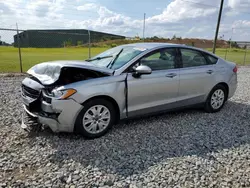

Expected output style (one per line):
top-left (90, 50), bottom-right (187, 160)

top-left (75, 99), bottom-right (116, 138)
top-left (204, 84), bottom-right (227, 113)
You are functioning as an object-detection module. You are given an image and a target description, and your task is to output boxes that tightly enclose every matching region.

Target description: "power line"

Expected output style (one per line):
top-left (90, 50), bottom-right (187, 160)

top-left (219, 27), bottom-right (250, 35)
top-left (2, 0), bottom-right (250, 39)
top-left (179, 0), bottom-right (219, 8)
top-left (180, 0), bottom-right (250, 15)
top-left (231, 28), bottom-right (250, 31)
top-left (2, 1), bottom-right (250, 21)
top-left (227, 7), bottom-right (250, 15)
top-left (3, 0), bottom-right (250, 15)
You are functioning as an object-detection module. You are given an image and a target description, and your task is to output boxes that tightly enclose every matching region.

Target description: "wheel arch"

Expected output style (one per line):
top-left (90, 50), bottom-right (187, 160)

top-left (208, 82), bottom-right (229, 101)
top-left (204, 82), bottom-right (229, 113)
top-left (81, 95), bottom-right (120, 123)
top-left (216, 82), bottom-right (229, 100)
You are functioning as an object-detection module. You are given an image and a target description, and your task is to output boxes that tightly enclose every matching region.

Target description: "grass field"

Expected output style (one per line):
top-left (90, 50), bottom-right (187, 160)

top-left (207, 48), bottom-right (250, 65)
top-left (0, 47), bottom-right (108, 73)
top-left (0, 46), bottom-right (250, 73)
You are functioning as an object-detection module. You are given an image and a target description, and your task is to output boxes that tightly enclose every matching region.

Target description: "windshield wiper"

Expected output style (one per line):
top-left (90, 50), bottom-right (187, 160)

top-left (106, 49), bottom-right (123, 69)
top-left (86, 55), bottom-right (113, 62)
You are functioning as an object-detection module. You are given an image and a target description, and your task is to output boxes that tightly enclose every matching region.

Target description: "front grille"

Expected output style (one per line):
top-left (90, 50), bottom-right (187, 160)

top-left (22, 84), bottom-right (40, 99)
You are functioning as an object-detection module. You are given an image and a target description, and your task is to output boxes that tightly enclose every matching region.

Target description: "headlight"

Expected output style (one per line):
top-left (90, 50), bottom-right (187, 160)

top-left (52, 89), bottom-right (77, 99)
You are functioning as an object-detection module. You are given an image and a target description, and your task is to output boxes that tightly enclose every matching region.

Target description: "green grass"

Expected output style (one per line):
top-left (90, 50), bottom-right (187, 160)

top-left (0, 46), bottom-right (250, 73)
top-left (207, 48), bottom-right (250, 65)
top-left (0, 47), bottom-right (108, 73)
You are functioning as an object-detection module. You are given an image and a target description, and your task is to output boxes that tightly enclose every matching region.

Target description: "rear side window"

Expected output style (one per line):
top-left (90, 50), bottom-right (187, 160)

top-left (180, 48), bottom-right (207, 68)
top-left (205, 54), bottom-right (218, 64)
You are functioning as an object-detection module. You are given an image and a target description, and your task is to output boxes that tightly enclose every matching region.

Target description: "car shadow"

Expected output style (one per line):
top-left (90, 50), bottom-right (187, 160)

top-left (26, 100), bottom-right (250, 178)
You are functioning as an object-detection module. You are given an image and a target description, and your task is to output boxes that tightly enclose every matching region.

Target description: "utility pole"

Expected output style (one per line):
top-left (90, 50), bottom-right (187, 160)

top-left (230, 27), bottom-right (234, 49)
top-left (88, 30), bottom-right (91, 58)
top-left (16, 23), bottom-right (23, 73)
top-left (212, 0), bottom-right (224, 54)
top-left (143, 13), bottom-right (146, 42)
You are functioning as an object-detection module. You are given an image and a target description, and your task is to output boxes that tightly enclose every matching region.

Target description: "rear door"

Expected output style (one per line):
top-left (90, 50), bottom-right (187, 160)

top-left (126, 47), bottom-right (180, 117)
top-left (177, 48), bottom-right (217, 106)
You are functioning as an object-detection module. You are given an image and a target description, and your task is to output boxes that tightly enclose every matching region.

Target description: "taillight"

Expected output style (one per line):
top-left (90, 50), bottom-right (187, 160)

top-left (233, 66), bottom-right (238, 73)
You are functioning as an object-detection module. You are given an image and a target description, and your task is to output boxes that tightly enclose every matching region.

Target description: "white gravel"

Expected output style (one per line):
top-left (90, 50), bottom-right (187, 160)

top-left (1, 68), bottom-right (250, 188)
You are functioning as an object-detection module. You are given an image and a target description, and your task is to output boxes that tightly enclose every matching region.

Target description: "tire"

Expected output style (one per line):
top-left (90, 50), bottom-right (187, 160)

top-left (204, 84), bottom-right (227, 113)
top-left (74, 99), bottom-right (116, 139)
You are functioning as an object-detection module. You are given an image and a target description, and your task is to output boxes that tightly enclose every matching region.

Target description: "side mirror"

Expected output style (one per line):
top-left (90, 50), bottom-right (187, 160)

top-left (132, 65), bottom-right (152, 77)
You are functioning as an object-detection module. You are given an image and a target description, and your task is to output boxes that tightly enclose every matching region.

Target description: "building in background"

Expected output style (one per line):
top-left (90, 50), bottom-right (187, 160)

top-left (14, 29), bottom-right (125, 48)
top-left (236, 41), bottom-right (250, 49)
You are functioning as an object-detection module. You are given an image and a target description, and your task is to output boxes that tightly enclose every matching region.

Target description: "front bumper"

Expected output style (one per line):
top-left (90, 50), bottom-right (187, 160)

top-left (22, 97), bottom-right (83, 133)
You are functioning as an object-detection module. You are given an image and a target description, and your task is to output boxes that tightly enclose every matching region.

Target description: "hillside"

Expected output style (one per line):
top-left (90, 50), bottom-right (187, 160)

top-left (86, 38), bottom-right (229, 49)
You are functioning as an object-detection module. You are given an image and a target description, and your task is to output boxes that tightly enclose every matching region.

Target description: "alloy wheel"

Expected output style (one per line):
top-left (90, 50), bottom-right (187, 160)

top-left (211, 89), bottom-right (225, 110)
top-left (82, 105), bottom-right (111, 134)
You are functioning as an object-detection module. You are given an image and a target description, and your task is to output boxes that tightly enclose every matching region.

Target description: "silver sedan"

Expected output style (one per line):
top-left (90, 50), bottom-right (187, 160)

top-left (21, 43), bottom-right (237, 138)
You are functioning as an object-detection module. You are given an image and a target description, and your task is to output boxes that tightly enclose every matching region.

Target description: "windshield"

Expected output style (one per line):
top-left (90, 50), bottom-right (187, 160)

top-left (87, 46), bottom-right (147, 69)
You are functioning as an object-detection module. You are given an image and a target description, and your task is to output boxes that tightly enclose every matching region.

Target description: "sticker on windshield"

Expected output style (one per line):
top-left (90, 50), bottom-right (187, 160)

top-left (133, 47), bottom-right (147, 51)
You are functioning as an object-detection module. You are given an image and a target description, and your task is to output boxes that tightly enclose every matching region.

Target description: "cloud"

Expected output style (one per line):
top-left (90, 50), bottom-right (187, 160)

top-left (0, 2), bottom-right (12, 14)
top-left (188, 26), bottom-right (210, 34)
top-left (77, 3), bottom-right (98, 11)
top-left (1, 0), bottom-right (250, 43)
top-left (76, 3), bottom-right (141, 33)
top-left (233, 20), bottom-right (250, 28)
top-left (147, 0), bottom-right (218, 24)
top-left (228, 0), bottom-right (250, 11)
top-left (26, 1), bottom-right (51, 17)
top-left (26, 0), bottom-right (65, 17)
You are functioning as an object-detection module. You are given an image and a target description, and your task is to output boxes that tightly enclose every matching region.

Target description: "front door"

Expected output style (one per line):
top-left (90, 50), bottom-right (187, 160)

top-left (126, 47), bottom-right (180, 117)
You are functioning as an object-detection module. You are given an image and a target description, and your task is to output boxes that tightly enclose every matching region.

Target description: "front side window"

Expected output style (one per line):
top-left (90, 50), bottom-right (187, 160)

top-left (139, 48), bottom-right (177, 71)
top-left (180, 48), bottom-right (207, 68)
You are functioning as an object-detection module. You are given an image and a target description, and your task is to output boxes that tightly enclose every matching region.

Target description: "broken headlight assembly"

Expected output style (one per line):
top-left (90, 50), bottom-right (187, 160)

top-left (52, 89), bottom-right (77, 100)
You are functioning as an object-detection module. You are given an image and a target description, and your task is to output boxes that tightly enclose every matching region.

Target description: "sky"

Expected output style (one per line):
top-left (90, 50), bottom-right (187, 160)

top-left (0, 0), bottom-right (250, 43)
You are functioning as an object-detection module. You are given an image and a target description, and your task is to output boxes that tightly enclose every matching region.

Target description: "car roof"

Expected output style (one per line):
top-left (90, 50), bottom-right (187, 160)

top-left (120, 42), bottom-right (220, 59)
top-left (120, 42), bottom-right (185, 49)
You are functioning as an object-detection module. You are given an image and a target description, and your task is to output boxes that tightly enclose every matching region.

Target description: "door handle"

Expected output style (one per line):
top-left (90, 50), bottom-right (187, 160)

top-left (166, 73), bottom-right (177, 78)
top-left (206, 70), bottom-right (214, 74)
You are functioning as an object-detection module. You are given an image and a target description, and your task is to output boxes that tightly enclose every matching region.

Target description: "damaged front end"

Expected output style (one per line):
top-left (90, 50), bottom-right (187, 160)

top-left (21, 61), bottom-right (112, 132)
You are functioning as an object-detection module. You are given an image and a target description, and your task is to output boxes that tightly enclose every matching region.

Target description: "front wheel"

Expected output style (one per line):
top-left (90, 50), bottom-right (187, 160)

top-left (75, 99), bottom-right (116, 138)
top-left (204, 85), bottom-right (227, 113)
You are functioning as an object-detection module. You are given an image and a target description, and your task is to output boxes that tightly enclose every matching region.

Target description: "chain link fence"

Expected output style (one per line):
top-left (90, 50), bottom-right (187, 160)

top-left (0, 28), bottom-right (125, 73)
top-left (219, 42), bottom-right (250, 66)
top-left (1, 27), bottom-right (250, 73)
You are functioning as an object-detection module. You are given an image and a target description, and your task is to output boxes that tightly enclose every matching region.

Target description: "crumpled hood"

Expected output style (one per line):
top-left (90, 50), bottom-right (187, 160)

top-left (27, 60), bottom-right (114, 85)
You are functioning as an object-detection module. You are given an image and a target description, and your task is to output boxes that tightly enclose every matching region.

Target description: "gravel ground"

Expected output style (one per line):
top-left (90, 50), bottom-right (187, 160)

top-left (1, 68), bottom-right (250, 188)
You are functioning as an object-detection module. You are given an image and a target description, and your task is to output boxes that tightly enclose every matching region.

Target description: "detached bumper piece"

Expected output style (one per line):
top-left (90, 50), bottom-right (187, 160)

top-left (21, 105), bottom-right (42, 132)
top-left (22, 104), bottom-right (62, 133)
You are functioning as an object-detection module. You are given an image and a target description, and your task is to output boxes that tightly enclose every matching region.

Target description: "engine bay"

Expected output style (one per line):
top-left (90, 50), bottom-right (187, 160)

top-left (57, 67), bottom-right (108, 85)
top-left (27, 67), bottom-right (110, 95)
